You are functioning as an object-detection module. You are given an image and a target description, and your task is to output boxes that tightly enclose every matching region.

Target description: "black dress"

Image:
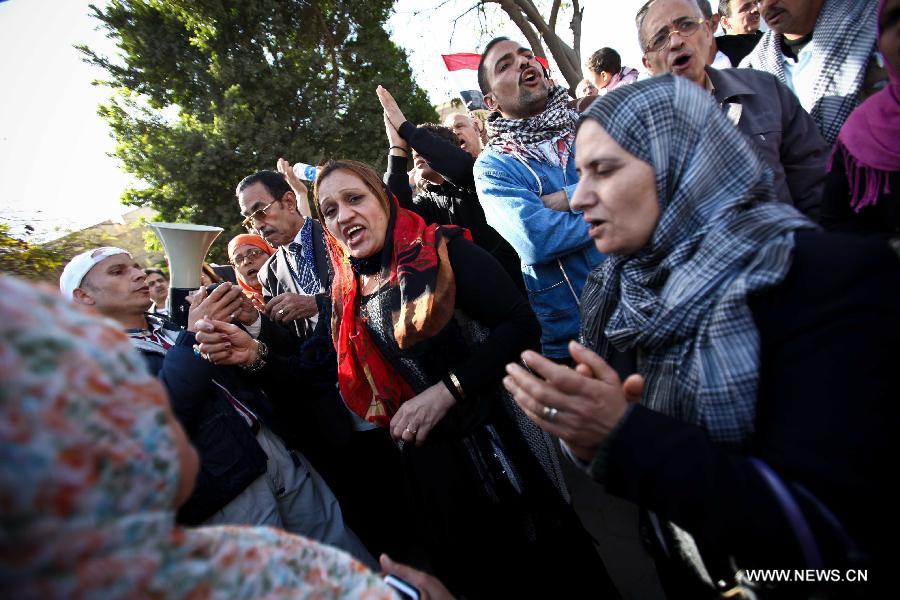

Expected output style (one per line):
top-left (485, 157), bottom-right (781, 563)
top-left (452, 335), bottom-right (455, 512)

top-left (359, 236), bottom-right (619, 599)
top-left (820, 145), bottom-right (900, 239)
top-left (590, 231), bottom-right (900, 596)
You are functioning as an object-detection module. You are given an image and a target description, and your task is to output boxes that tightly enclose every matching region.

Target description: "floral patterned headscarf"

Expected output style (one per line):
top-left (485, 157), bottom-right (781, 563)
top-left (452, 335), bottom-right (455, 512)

top-left (0, 276), bottom-right (395, 599)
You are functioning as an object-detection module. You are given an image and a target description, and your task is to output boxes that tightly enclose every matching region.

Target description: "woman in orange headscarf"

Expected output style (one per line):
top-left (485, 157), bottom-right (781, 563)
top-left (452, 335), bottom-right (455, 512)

top-left (227, 233), bottom-right (275, 307)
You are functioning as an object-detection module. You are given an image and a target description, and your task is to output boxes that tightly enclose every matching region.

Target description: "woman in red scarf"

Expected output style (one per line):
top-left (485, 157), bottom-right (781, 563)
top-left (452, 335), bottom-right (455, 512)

top-left (313, 159), bottom-right (616, 599)
top-left (227, 233), bottom-right (275, 307)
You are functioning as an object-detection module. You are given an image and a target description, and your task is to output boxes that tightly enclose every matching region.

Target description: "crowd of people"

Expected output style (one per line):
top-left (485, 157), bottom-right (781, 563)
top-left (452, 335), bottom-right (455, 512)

top-left (2, 0), bottom-right (898, 597)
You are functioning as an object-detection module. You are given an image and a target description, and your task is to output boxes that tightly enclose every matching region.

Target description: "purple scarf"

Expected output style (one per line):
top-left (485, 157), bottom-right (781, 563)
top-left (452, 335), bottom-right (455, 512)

top-left (831, 0), bottom-right (900, 212)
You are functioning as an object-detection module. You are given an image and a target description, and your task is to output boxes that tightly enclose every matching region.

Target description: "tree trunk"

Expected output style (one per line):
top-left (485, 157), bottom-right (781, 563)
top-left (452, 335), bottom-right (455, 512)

top-left (484, 0), bottom-right (583, 95)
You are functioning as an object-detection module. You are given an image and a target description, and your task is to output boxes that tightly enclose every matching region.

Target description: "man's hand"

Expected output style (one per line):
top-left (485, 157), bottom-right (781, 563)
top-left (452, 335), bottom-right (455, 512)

top-left (383, 111), bottom-right (408, 153)
top-left (380, 554), bottom-right (455, 600)
top-left (376, 85), bottom-right (407, 130)
top-left (265, 292), bottom-right (317, 324)
top-left (277, 158), bottom-right (311, 219)
top-left (539, 189), bottom-right (570, 211)
top-left (186, 283), bottom-right (244, 332)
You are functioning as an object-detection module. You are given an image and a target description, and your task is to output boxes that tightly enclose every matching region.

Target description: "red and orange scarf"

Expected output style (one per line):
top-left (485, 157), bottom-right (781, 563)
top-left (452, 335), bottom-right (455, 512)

top-left (324, 196), bottom-right (471, 427)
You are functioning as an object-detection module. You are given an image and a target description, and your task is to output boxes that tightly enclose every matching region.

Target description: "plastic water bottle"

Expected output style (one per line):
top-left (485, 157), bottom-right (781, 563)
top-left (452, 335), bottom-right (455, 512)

top-left (292, 162), bottom-right (319, 182)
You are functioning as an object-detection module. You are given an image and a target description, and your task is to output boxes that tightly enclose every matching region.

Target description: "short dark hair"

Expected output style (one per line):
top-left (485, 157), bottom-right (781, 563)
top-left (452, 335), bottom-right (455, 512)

top-left (144, 268), bottom-right (167, 280)
top-left (417, 123), bottom-right (460, 147)
top-left (718, 0), bottom-right (732, 17)
top-left (586, 48), bottom-right (621, 75)
top-left (477, 36), bottom-right (512, 95)
top-left (235, 170), bottom-right (292, 202)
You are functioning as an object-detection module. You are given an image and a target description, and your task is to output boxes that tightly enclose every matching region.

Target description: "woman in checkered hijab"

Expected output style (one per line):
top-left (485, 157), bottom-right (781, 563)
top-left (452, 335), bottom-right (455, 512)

top-left (504, 75), bottom-right (900, 593)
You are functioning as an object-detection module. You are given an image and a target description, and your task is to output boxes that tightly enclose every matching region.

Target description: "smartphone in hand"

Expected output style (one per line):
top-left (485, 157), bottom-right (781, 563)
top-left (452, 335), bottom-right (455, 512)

top-left (383, 574), bottom-right (420, 600)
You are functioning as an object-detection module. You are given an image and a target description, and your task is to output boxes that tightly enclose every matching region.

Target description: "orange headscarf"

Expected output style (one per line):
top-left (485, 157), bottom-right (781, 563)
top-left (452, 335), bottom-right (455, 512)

top-left (227, 234), bottom-right (275, 305)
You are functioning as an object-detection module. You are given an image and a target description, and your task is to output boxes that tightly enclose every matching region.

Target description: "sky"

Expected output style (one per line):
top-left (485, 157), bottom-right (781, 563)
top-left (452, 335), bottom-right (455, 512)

top-left (0, 0), bottom-right (653, 242)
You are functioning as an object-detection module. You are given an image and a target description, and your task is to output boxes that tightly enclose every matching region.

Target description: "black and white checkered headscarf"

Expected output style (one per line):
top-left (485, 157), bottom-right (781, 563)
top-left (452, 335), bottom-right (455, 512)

top-left (579, 76), bottom-right (816, 447)
top-left (486, 85), bottom-right (579, 164)
top-left (740, 0), bottom-right (878, 144)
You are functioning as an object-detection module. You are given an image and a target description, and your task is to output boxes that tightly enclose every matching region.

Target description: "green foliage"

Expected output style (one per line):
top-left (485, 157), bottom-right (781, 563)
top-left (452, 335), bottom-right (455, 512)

top-left (80, 0), bottom-right (436, 261)
top-left (0, 224), bottom-right (119, 284)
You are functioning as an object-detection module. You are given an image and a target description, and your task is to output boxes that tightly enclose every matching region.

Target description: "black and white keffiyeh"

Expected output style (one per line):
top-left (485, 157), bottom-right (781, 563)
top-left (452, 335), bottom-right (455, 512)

top-left (486, 85), bottom-right (579, 164)
top-left (740, 0), bottom-right (878, 144)
top-left (578, 76), bottom-right (815, 447)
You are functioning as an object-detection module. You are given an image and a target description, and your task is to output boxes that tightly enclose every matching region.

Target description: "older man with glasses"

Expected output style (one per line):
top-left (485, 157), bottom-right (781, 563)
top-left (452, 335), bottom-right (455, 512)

top-left (235, 169), bottom-right (332, 342)
top-left (636, 0), bottom-right (829, 220)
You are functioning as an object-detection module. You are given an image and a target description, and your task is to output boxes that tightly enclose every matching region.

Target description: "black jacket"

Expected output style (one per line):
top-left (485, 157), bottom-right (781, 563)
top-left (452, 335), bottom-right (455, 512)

top-left (386, 121), bottom-right (525, 291)
top-left (136, 326), bottom-right (273, 525)
top-left (258, 218), bottom-right (333, 341)
top-left (594, 231), bottom-right (900, 592)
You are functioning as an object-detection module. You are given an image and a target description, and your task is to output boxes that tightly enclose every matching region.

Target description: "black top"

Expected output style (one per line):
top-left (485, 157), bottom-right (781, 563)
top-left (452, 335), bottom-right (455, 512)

top-left (820, 145), bottom-right (900, 238)
top-left (594, 231), bottom-right (900, 582)
top-left (780, 30), bottom-right (813, 61)
top-left (360, 236), bottom-right (539, 409)
top-left (387, 121), bottom-right (525, 291)
top-left (716, 31), bottom-right (763, 66)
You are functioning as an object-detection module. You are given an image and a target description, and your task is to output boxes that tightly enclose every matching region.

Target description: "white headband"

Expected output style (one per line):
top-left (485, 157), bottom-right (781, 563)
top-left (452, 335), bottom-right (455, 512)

top-left (59, 247), bottom-right (130, 300)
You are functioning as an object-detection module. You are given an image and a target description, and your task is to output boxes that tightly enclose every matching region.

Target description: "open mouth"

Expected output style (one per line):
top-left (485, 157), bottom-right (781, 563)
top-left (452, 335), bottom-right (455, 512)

top-left (585, 218), bottom-right (606, 237)
top-left (343, 224), bottom-right (365, 246)
top-left (672, 54), bottom-right (692, 69)
top-left (459, 140), bottom-right (467, 151)
top-left (247, 268), bottom-right (258, 277)
top-left (520, 67), bottom-right (541, 84)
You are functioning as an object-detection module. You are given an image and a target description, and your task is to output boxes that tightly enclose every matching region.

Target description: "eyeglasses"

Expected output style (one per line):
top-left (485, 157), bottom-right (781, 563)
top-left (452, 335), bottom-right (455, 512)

top-left (230, 247), bottom-right (267, 267)
top-left (644, 17), bottom-right (706, 53)
top-left (241, 198), bottom-right (282, 229)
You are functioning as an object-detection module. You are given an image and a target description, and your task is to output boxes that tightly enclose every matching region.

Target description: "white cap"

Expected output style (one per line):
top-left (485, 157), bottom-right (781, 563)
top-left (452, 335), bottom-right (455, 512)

top-left (59, 247), bottom-right (130, 300)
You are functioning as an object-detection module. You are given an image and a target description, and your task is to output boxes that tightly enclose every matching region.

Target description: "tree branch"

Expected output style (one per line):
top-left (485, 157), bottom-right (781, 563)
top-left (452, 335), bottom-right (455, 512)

top-left (488, 0), bottom-right (547, 60)
top-left (549, 0), bottom-right (561, 31)
top-left (571, 0), bottom-right (583, 70)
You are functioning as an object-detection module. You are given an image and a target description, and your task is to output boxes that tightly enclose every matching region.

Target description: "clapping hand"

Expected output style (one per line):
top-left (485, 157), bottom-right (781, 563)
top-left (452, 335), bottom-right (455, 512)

top-left (503, 340), bottom-right (642, 462)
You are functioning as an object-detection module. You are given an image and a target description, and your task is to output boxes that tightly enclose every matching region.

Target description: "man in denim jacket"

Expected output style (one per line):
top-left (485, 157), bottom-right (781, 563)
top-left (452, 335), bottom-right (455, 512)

top-left (473, 37), bottom-right (605, 361)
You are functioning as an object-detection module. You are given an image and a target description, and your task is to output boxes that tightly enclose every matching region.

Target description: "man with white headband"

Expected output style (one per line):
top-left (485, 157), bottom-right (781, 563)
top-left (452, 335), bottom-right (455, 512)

top-left (59, 247), bottom-right (375, 567)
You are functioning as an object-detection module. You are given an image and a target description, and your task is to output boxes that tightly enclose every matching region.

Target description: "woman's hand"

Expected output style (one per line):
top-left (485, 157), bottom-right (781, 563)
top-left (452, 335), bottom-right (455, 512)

top-left (389, 381), bottom-right (456, 447)
top-left (503, 340), bottom-right (633, 462)
top-left (194, 318), bottom-right (257, 366)
top-left (237, 294), bottom-right (260, 326)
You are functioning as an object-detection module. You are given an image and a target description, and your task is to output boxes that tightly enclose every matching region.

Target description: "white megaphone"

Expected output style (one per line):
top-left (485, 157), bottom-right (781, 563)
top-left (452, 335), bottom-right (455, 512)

top-left (148, 222), bottom-right (223, 327)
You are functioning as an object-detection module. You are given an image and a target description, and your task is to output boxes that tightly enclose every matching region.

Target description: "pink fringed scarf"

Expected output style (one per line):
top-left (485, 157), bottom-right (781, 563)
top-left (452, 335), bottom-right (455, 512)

top-left (830, 0), bottom-right (900, 212)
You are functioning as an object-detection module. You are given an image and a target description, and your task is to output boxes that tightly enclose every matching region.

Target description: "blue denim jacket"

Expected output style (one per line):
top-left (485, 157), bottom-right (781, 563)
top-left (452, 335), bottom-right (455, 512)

top-left (474, 145), bottom-right (605, 359)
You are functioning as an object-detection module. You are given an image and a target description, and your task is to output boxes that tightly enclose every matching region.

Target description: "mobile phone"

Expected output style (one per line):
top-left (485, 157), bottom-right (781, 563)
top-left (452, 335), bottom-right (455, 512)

top-left (383, 574), bottom-right (420, 600)
top-left (205, 282), bottom-right (222, 295)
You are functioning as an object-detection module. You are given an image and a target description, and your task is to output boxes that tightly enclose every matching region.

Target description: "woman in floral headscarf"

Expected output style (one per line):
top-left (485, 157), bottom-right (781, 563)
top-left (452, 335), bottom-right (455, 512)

top-left (0, 275), bottom-right (435, 599)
